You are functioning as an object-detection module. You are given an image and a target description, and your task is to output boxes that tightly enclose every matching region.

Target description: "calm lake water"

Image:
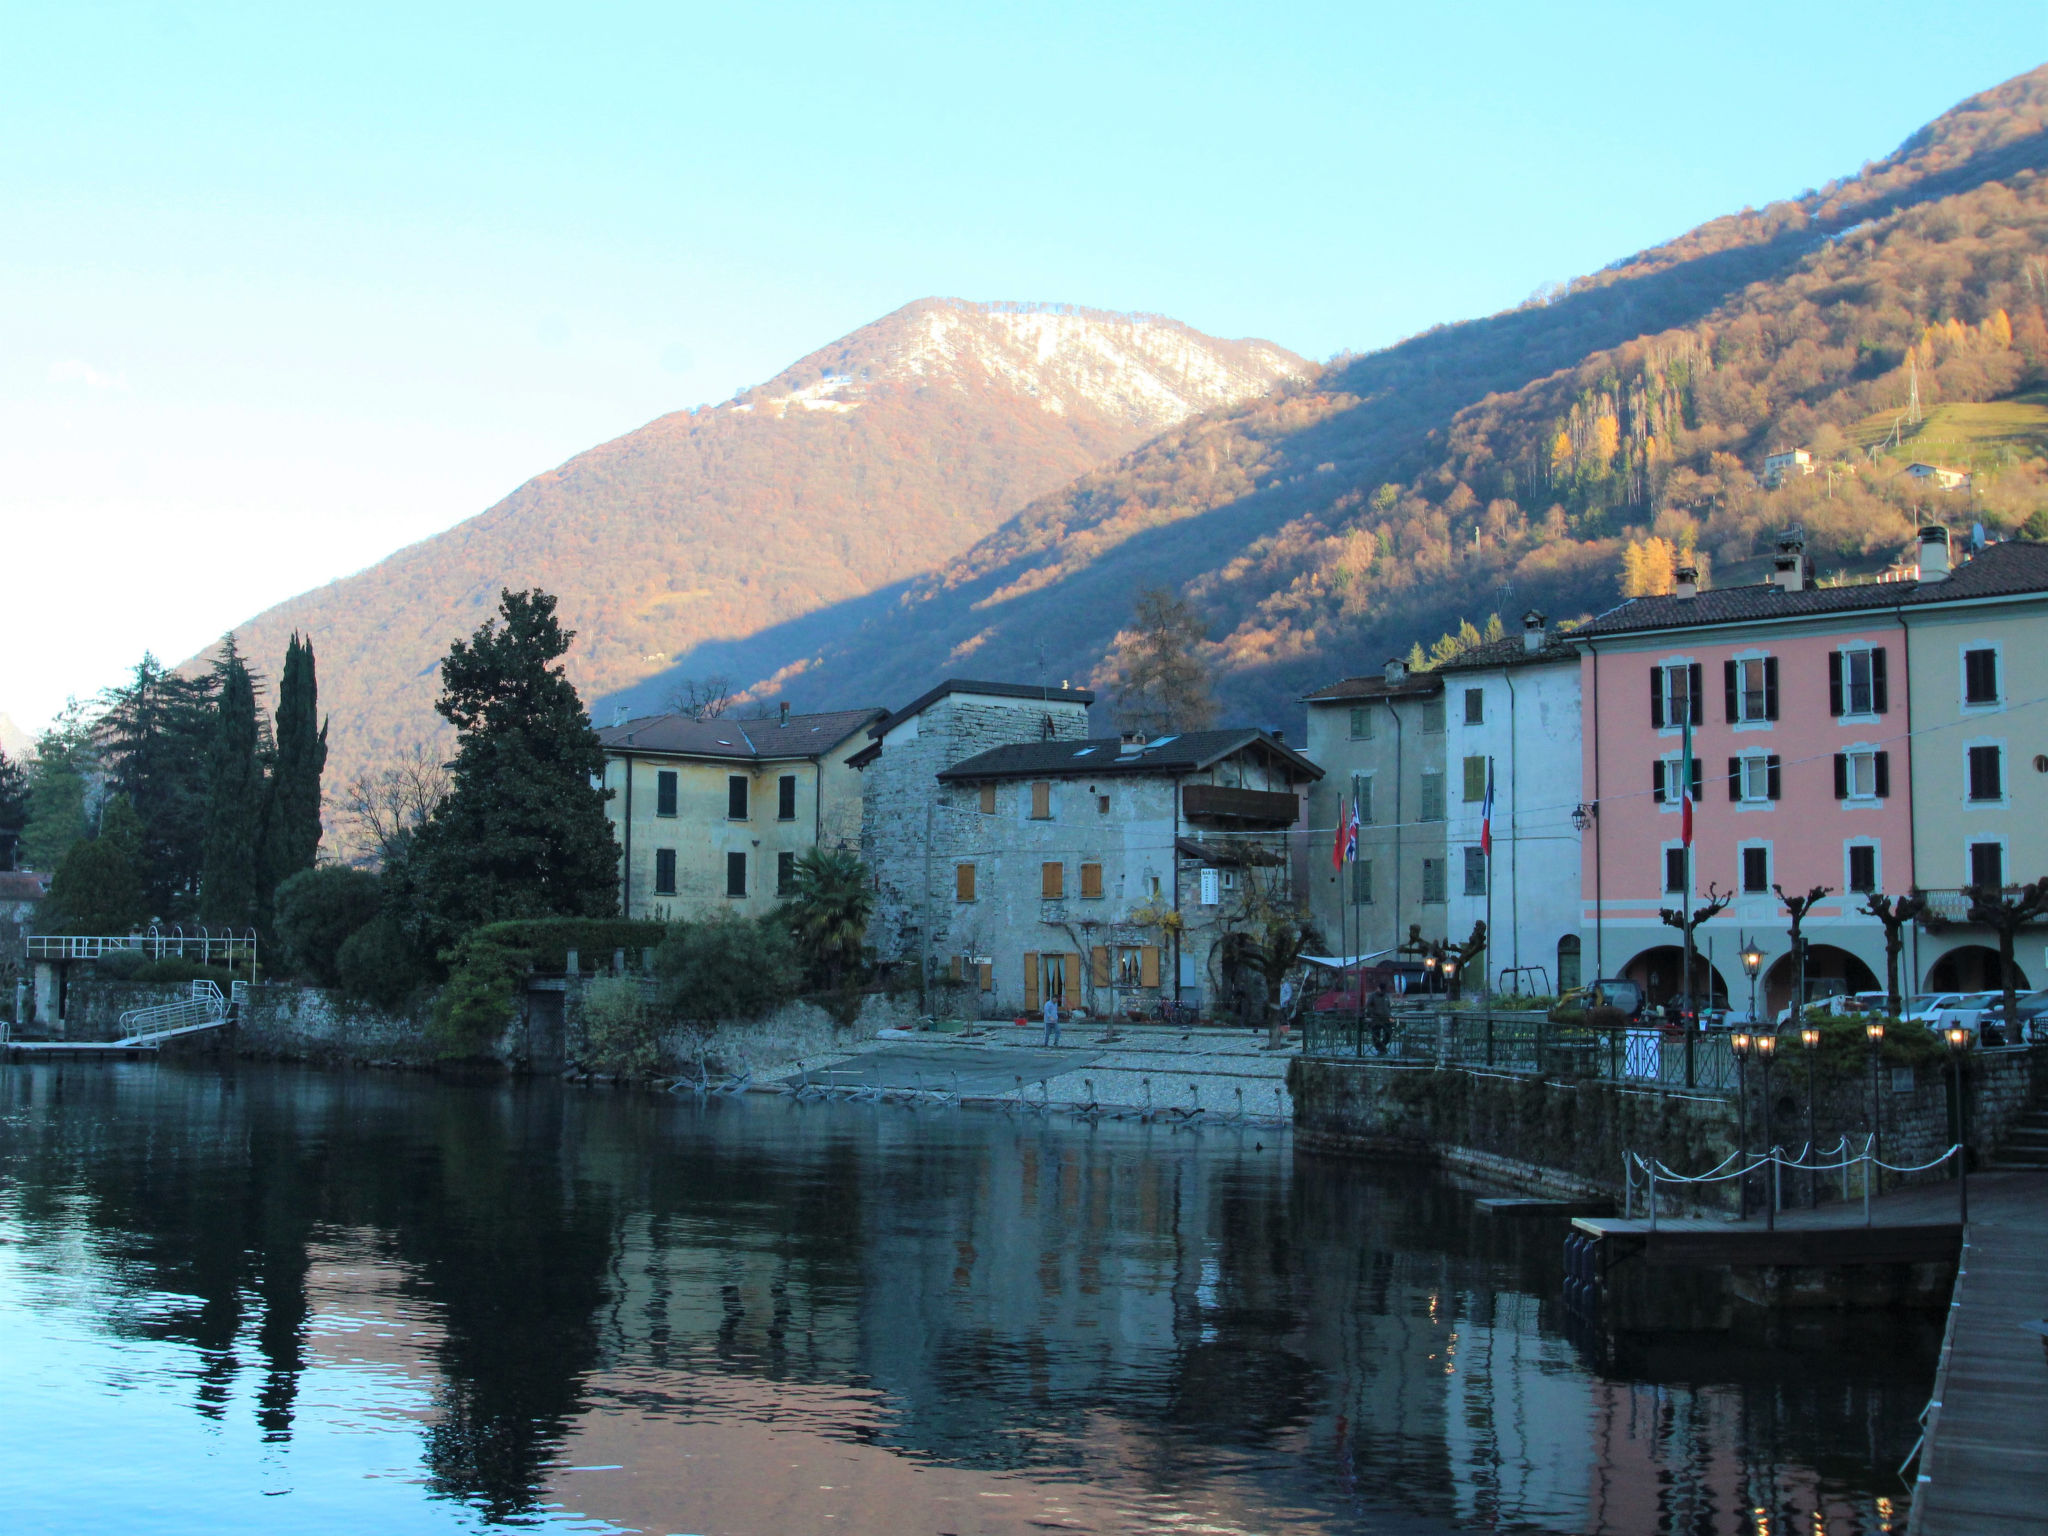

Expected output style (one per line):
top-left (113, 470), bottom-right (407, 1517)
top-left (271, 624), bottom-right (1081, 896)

top-left (0, 1062), bottom-right (1935, 1536)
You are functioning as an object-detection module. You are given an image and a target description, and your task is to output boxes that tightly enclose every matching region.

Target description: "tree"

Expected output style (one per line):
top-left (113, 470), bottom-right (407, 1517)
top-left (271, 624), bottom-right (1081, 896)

top-left (0, 747), bottom-right (26, 871)
top-left (1860, 889), bottom-right (1929, 1016)
top-left (20, 702), bottom-right (97, 873)
top-left (1773, 884), bottom-right (1833, 1022)
top-left (665, 675), bottom-right (735, 721)
top-left (1962, 878), bottom-right (2048, 1030)
top-left (339, 743), bottom-right (449, 868)
top-left (400, 589), bottom-right (619, 951)
top-left (1659, 883), bottom-right (1734, 1005)
top-left (272, 866), bottom-right (382, 987)
top-left (199, 641), bottom-right (267, 929)
top-left (653, 913), bottom-right (800, 1030)
top-left (1110, 588), bottom-right (1215, 737)
top-left (264, 632), bottom-right (327, 893)
top-left (1215, 874), bottom-right (1324, 1041)
top-left (781, 846), bottom-right (873, 991)
top-left (101, 654), bottom-right (216, 918)
top-left (41, 796), bottom-right (147, 933)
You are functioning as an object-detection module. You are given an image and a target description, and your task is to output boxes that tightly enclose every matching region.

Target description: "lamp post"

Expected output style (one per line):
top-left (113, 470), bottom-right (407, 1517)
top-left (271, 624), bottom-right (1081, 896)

top-left (1865, 1019), bottom-right (1886, 1193)
top-left (1756, 1031), bottom-right (1779, 1232)
top-left (1946, 1024), bottom-right (1972, 1224)
top-left (1731, 1030), bottom-right (1752, 1220)
top-left (1741, 937), bottom-right (1763, 1027)
top-left (1800, 1023), bottom-right (1821, 1208)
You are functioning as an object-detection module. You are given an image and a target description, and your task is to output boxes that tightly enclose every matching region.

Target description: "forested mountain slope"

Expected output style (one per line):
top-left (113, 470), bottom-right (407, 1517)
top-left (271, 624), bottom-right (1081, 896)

top-left (748, 65), bottom-right (2048, 729)
top-left (206, 301), bottom-right (1305, 785)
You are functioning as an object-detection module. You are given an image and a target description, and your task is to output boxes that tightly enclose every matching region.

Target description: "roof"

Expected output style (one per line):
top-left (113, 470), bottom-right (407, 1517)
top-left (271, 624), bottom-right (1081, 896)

top-left (1303, 671), bottom-right (1443, 704)
top-left (598, 706), bottom-right (885, 762)
top-left (865, 678), bottom-right (1095, 742)
top-left (1572, 540), bottom-right (2048, 640)
top-left (936, 727), bottom-right (1322, 783)
top-left (0, 870), bottom-right (50, 902)
top-left (1434, 630), bottom-right (1580, 674)
top-left (1174, 836), bottom-right (1286, 867)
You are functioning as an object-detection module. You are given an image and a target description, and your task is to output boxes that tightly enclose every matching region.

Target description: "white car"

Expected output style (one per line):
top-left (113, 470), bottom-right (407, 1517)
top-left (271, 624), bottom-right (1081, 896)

top-left (1911, 992), bottom-right (2001, 1038)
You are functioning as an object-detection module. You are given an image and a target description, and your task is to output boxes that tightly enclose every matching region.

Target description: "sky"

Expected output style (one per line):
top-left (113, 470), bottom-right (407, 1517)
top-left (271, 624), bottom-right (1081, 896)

top-left (3, 1), bottom-right (2044, 739)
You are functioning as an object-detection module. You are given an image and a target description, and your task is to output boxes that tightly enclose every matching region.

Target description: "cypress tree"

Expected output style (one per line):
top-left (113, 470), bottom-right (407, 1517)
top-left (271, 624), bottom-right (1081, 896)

top-left (264, 632), bottom-right (328, 895)
top-left (199, 640), bottom-right (267, 928)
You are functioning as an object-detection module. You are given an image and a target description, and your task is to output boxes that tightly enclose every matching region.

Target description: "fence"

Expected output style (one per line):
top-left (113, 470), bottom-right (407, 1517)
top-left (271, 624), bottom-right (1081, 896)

top-left (1623, 1136), bottom-right (1963, 1226)
top-left (1301, 1007), bottom-right (1740, 1095)
top-left (28, 927), bottom-right (259, 967)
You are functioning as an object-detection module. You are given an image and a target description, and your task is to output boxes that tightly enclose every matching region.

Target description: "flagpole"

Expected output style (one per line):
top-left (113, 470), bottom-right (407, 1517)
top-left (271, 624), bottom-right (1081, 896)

top-left (1485, 756), bottom-right (1494, 1002)
top-left (1682, 703), bottom-right (1695, 1028)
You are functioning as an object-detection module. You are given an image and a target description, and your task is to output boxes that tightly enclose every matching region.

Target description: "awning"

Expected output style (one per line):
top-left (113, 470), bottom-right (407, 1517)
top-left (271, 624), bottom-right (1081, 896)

top-left (1174, 836), bottom-right (1287, 868)
top-left (1299, 950), bottom-right (1394, 969)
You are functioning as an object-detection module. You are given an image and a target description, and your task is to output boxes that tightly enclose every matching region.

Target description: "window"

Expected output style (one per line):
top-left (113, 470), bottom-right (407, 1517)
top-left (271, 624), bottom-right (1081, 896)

top-left (1463, 845), bottom-right (1488, 896)
top-left (1653, 757), bottom-right (1704, 803)
top-left (725, 851), bottom-right (747, 898)
top-left (1847, 844), bottom-right (1877, 893)
top-left (1464, 688), bottom-right (1485, 725)
top-left (1419, 771), bottom-right (1447, 821)
top-left (1652, 662), bottom-right (1703, 728)
top-left (1097, 794), bottom-right (1110, 814)
top-left (1964, 647), bottom-right (2000, 706)
top-left (1664, 847), bottom-right (1688, 893)
top-left (1041, 862), bottom-right (1064, 900)
top-left (1420, 697), bottom-right (1446, 733)
top-left (955, 863), bottom-right (976, 902)
top-left (1967, 744), bottom-right (2003, 801)
top-left (777, 851), bottom-right (796, 897)
top-left (777, 774), bottom-right (798, 821)
top-left (1833, 750), bottom-right (1890, 800)
top-left (1742, 846), bottom-right (1770, 893)
top-left (1352, 772), bottom-right (1374, 824)
top-left (1462, 755), bottom-right (1488, 803)
top-left (653, 848), bottom-right (677, 895)
top-left (1421, 857), bottom-right (1446, 903)
top-left (1723, 656), bottom-right (1777, 723)
top-left (1830, 648), bottom-right (1887, 717)
top-left (1969, 841), bottom-right (2004, 890)
top-left (655, 770), bottom-right (678, 817)
top-left (980, 782), bottom-right (996, 815)
top-left (1351, 858), bottom-right (1373, 905)
top-left (1030, 781), bottom-right (1052, 819)
top-left (727, 775), bottom-right (749, 820)
top-left (1730, 754), bottom-right (1781, 803)
top-left (1080, 862), bottom-right (1103, 899)
top-left (1348, 706), bottom-right (1374, 739)
top-left (1556, 935), bottom-right (1582, 993)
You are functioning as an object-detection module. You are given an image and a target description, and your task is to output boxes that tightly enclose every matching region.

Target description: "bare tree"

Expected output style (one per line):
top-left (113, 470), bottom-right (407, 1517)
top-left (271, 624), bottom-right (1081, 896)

top-left (1963, 878), bottom-right (2048, 1030)
top-left (1111, 589), bottom-right (1215, 738)
top-left (1860, 889), bottom-right (1929, 1017)
top-left (339, 743), bottom-right (450, 868)
top-left (665, 676), bottom-right (735, 721)
top-left (1773, 884), bottom-right (1833, 1023)
top-left (1660, 883), bottom-right (1734, 1008)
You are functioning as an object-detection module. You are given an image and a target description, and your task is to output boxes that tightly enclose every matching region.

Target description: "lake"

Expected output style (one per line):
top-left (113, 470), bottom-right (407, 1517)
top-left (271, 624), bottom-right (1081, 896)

top-left (0, 1062), bottom-right (1935, 1535)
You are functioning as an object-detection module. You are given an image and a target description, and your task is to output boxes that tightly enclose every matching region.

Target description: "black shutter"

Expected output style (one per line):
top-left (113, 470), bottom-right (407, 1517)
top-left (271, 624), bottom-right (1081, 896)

top-left (1828, 651), bottom-right (1844, 717)
top-left (1652, 761), bottom-right (1666, 803)
top-left (1727, 756), bottom-right (1741, 802)
top-left (1650, 667), bottom-right (1665, 729)
top-left (1689, 662), bottom-right (1704, 723)
top-left (1875, 751), bottom-right (1890, 798)
top-left (1764, 657), bottom-right (1780, 720)
top-left (1767, 755), bottom-right (1782, 800)
top-left (1833, 753), bottom-right (1848, 800)
top-left (1690, 757), bottom-right (1704, 798)
top-left (1872, 647), bottom-right (1888, 714)
top-left (1724, 660), bottom-right (1739, 722)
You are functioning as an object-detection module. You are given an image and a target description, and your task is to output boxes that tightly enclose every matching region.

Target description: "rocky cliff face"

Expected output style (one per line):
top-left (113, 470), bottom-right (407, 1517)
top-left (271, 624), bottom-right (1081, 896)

top-left (205, 300), bottom-right (1306, 790)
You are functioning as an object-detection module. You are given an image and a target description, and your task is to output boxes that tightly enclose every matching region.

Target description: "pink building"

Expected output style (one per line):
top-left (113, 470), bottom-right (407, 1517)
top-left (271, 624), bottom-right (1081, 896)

top-left (1573, 541), bottom-right (1913, 1017)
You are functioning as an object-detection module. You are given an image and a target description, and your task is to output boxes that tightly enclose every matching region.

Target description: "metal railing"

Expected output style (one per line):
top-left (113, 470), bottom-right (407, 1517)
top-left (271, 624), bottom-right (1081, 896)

top-left (28, 926), bottom-right (259, 966)
top-left (1624, 1135), bottom-right (1962, 1227)
top-left (1301, 1007), bottom-right (1740, 1094)
top-left (115, 981), bottom-right (227, 1044)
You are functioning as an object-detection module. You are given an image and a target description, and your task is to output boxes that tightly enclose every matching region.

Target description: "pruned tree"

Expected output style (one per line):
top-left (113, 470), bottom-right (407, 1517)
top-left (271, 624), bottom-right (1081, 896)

top-left (1659, 882), bottom-right (1733, 1004)
top-left (1110, 588), bottom-right (1215, 738)
top-left (1860, 888), bottom-right (1929, 1017)
top-left (1773, 883), bottom-right (1833, 1021)
top-left (666, 675), bottom-right (735, 722)
top-left (1963, 877), bottom-right (2048, 1030)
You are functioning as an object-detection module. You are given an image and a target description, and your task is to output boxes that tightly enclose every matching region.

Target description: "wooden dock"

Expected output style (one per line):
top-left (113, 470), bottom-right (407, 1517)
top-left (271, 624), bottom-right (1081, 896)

top-left (1908, 1169), bottom-right (2048, 1536)
top-left (3, 1020), bottom-right (230, 1060)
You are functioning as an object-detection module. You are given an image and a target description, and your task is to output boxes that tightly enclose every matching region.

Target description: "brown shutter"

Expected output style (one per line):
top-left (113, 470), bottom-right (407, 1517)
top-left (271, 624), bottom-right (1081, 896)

top-left (955, 862), bottom-right (976, 901)
top-left (980, 782), bottom-right (996, 814)
top-left (1024, 953), bottom-right (1040, 1011)
top-left (948, 955), bottom-right (963, 982)
top-left (977, 960), bottom-right (992, 992)
top-left (1140, 945), bottom-right (1161, 987)
top-left (1031, 781), bottom-right (1051, 818)
top-left (1061, 953), bottom-right (1079, 1001)
top-left (1041, 862), bottom-right (1063, 899)
top-left (1091, 945), bottom-right (1110, 986)
top-left (1080, 862), bottom-right (1103, 898)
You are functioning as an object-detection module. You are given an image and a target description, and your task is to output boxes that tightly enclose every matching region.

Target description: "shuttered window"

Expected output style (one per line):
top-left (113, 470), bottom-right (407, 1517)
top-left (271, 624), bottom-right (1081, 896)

top-left (1967, 745), bottom-right (2003, 801)
top-left (1463, 846), bottom-right (1487, 896)
top-left (1349, 707), bottom-right (1373, 739)
top-left (1041, 862), bottom-right (1064, 899)
top-left (955, 863), bottom-right (976, 902)
top-left (1742, 846), bottom-right (1769, 893)
top-left (1024, 952), bottom-right (1040, 1011)
top-left (778, 774), bottom-right (798, 820)
top-left (725, 851), bottom-right (747, 897)
top-left (1140, 945), bottom-right (1160, 988)
top-left (1462, 756), bottom-right (1488, 803)
top-left (1964, 648), bottom-right (1999, 705)
top-left (1080, 863), bottom-right (1103, 899)
top-left (1030, 781), bottom-right (1052, 819)
top-left (777, 851), bottom-right (795, 896)
top-left (654, 848), bottom-right (676, 895)
top-left (980, 783), bottom-right (997, 815)
top-left (1419, 772), bottom-right (1446, 822)
top-left (655, 770), bottom-right (678, 817)
top-left (727, 775), bottom-right (749, 820)
top-left (1421, 858), bottom-right (1446, 903)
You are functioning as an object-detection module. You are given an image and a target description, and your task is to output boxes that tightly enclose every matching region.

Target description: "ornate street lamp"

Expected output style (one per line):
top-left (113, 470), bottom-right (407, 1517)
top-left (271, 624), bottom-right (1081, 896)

top-left (1800, 1023), bottom-right (1822, 1208)
top-left (1741, 937), bottom-right (1764, 1027)
top-left (1731, 1030), bottom-right (1753, 1219)
top-left (1866, 1019), bottom-right (1887, 1188)
top-left (1755, 1031), bottom-right (1779, 1231)
top-left (1945, 1024), bottom-right (1972, 1223)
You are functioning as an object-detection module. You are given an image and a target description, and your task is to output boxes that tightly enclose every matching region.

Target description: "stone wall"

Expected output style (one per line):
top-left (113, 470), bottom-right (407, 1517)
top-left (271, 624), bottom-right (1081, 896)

top-left (237, 983), bottom-right (439, 1066)
top-left (50, 980), bottom-right (193, 1040)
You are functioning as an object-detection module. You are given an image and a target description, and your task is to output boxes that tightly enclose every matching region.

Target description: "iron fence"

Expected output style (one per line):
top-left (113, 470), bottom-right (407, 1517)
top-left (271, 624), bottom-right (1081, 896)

top-left (1301, 1007), bottom-right (1740, 1095)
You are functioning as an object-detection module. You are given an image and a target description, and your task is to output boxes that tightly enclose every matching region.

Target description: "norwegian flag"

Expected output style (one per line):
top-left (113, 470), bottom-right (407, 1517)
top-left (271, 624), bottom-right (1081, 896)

top-left (1480, 760), bottom-right (1495, 857)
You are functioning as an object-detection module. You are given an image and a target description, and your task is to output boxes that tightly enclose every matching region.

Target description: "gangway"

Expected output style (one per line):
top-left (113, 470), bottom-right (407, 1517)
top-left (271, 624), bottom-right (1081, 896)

top-left (5, 980), bottom-right (236, 1058)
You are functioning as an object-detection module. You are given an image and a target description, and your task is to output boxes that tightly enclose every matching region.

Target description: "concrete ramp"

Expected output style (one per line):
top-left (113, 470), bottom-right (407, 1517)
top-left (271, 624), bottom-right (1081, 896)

top-left (785, 1045), bottom-right (1102, 1098)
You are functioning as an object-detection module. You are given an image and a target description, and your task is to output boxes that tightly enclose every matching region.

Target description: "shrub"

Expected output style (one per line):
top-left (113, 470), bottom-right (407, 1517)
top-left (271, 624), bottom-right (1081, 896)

top-left (430, 930), bottom-right (530, 1057)
top-left (463, 917), bottom-right (667, 973)
top-left (580, 974), bottom-right (661, 1076)
top-left (273, 866), bottom-right (382, 987)
top-left (337, 914), bottom-right (430, 1011)
top-left (654, 913), bottom-right (801, 1026)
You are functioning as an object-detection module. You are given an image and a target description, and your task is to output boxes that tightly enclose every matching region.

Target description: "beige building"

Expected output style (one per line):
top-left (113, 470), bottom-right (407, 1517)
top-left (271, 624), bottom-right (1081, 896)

top-left (597, 705), bottom-right (884, 921)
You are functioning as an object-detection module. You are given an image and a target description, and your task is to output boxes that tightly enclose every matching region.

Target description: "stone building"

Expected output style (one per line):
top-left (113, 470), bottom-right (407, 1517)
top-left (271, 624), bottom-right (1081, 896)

top-left (0, 869), bottom-right (51, 974)
top-left (597, 704), bottom-right (885, 922)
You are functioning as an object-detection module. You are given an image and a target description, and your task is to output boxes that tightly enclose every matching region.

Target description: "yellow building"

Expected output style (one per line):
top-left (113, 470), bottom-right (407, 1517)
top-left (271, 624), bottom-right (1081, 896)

top-left (598, 705), bottom-right (885, 921)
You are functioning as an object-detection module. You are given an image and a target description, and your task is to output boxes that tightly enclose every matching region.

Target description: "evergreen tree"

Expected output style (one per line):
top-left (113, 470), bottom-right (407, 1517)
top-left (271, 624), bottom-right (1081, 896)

top-left (20, 702), bottom-right (97, 873)
top-left (401, 589), bottom-right (618, 951)
top-left (200, 641), bottom-right (268, 928)
top-left (101, 654), bottom-right (216, 917)
top-left (42, 795), bottom-right (147, 933)
top-left (0, 747), bottom-right (27, 871)
top-left (264, 632), bottom-right (328, 893)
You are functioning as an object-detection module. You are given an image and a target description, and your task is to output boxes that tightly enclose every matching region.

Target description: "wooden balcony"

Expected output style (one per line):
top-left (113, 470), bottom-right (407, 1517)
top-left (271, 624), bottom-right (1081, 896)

top-left (1181, 784), bottom-right (1299, 826)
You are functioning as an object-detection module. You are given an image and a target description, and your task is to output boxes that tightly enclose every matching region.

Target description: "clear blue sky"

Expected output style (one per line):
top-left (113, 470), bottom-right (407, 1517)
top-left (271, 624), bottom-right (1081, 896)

top-left (3, 1), bottom-right (2043, 736)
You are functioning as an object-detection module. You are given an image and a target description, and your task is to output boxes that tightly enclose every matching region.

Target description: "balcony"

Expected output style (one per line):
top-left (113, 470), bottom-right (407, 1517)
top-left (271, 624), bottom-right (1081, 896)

top-left (1182, 784), bottom-right (1299, 826)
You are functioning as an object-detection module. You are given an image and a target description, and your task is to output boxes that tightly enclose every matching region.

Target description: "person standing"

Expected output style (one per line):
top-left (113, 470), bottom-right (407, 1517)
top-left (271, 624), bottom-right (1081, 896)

top-left (1042, 994), bottom-right (1062, 1047)
top-left (1367, 985), bottom-right (1395, 1056)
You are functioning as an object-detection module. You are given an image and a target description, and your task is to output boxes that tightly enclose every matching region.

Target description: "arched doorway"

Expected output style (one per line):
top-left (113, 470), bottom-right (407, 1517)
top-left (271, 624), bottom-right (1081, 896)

top-left (1620, 945), bottom-right (1730, 1009)
top-left (1556, 935), bottom-right (1582, 994)
top-left (1762, 943), bottom-right (1880, 1018)
top-left (1925, 945), bottom-right (2031, 994)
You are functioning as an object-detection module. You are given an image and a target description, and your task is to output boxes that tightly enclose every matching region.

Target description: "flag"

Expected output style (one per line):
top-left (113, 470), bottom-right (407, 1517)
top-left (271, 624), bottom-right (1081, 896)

top-left (1480, 759), bottom-right (1495, 857)
top-left (1331, 797), bottom-right (1348, 870)
top-left (1680, 708), bottom-right (1694, 848)
top-left (1346, 798), bottom-right (1361, 863)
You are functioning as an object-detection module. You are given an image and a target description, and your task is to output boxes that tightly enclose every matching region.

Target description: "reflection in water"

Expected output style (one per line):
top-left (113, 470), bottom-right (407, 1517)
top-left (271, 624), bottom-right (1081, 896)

top-left (0, 1063), bottom-right (1932, 1534)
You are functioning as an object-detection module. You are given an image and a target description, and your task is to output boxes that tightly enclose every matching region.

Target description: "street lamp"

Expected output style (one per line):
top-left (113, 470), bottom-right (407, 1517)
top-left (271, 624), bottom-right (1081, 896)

top-left (1866, 1019), bottom-right (1886, 1189)
top-left (1945, 1024), bottom-right (1972, 1223)
top-left (1571, 802), bottom-right (1596, 834)
top-left (1731, 1030), bottom-right (1753, 1219)
top-left (1755, 1031), bottom-right (1779, 1231)
top-left (1800, 1023), bottom-right (1821, 1208)
top-left (1741, 938), bottom-right (1764, 1027)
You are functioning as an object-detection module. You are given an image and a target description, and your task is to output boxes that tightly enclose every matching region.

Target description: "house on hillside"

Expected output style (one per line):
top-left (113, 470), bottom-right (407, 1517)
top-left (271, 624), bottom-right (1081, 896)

top-left (596, 703), bottom-right (885, 921)
top-left (1762, 448), bottom-right (1814, 488)
top-left (1904, 461), bottom-right (1971, 492)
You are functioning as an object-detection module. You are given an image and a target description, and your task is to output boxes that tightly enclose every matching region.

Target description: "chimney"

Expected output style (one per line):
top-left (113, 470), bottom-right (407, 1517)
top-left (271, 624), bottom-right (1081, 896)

top-left (1522, 610), bottom-right (1548, 653)
top-left (1773, 531), bottom-right (1807, 594)
top-left (1917, 524), bottom-right (1952, 581)
top-left (1384, 656), bottom-right (1408, 684)
top-left (779, 700), bottom-right (791, 726)
top-left (1270, 728), bottom-right (1286, 745)
top-left (611, 704), bottom-right (630, 727)
top-left (1675, 565), bottom-right (1699, 600)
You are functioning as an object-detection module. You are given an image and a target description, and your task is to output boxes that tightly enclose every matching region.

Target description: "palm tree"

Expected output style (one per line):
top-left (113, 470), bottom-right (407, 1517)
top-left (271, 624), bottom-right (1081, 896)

top-left (785, 846), bottom-right (874, 990)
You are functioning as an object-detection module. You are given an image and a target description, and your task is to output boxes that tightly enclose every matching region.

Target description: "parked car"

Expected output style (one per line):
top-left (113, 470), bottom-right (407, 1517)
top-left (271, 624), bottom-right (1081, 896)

top-left (1578, 978), bottom-right (1646, 1024)
top-left (1972, 990), bottom-right (2046, 1045)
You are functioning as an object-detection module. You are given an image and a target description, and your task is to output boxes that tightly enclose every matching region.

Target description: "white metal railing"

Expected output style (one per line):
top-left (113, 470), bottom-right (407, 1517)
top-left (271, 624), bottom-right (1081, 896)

top-left (27, 926), bottom-right (258, 966)
top-left (1623, 1135), bottom-right (1962, 1229)
top-left (115, 981), bottom-right (228, 1044)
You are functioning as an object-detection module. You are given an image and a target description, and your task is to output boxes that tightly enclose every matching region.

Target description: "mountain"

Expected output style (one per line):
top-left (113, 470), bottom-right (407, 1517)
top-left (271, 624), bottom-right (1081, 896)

top-left (734, 66), bottom-right (2048, 730)
top-left (209, 301), bottom-right (1307, 786)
